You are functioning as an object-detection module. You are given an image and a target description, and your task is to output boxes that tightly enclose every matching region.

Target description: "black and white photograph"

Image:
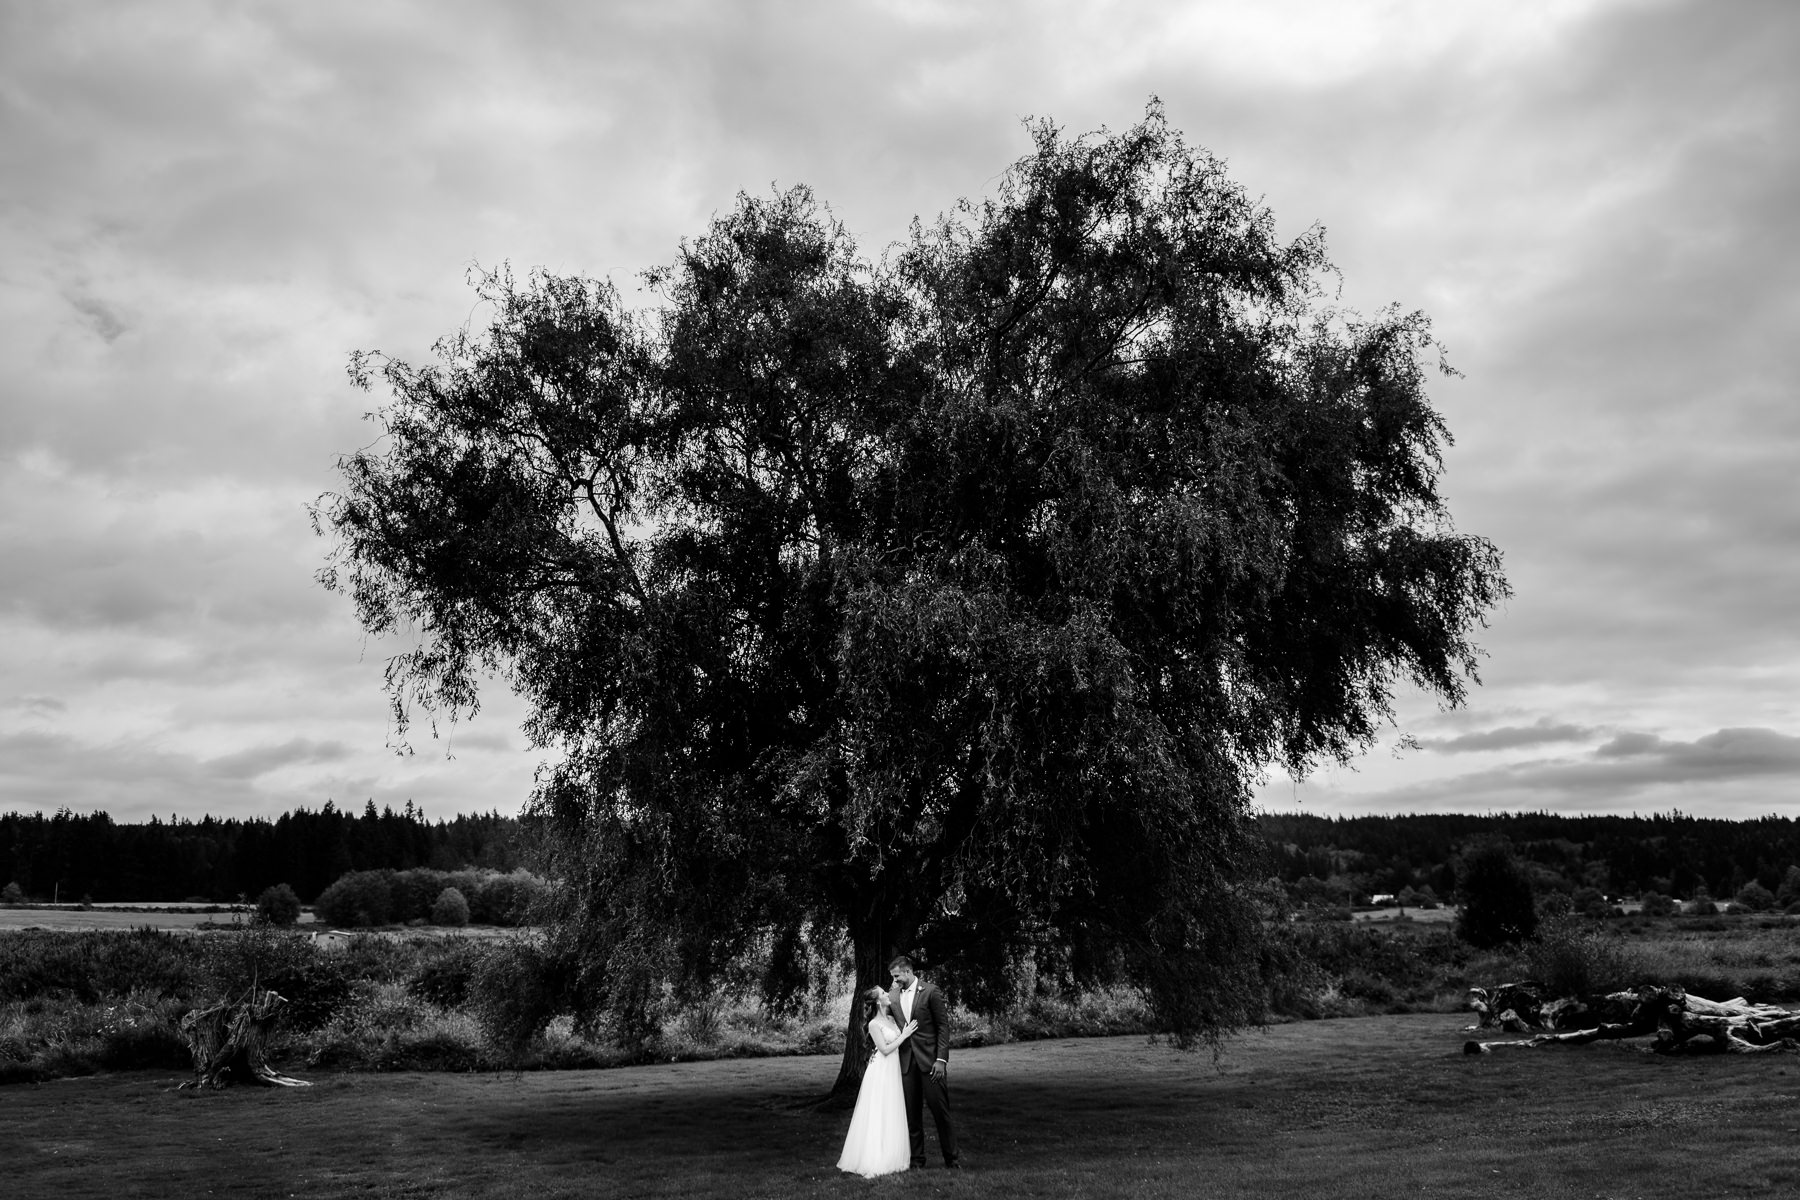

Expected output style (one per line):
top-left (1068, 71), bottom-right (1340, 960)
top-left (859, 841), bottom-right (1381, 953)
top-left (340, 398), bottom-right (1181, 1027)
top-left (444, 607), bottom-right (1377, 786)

top-left (4, 1), bottom-right (1799, 1195)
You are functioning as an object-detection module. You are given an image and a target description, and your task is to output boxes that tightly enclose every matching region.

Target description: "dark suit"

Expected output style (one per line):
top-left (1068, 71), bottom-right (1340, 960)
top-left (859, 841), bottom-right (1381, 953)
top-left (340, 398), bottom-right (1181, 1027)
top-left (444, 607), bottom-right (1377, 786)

top-left (889, 980), bottom-right (959, 1167)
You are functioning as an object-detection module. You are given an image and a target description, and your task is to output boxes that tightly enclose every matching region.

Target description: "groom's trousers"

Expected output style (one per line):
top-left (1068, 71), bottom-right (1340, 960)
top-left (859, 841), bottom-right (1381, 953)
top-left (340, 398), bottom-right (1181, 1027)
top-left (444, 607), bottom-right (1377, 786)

top-left (900, 1060), bottom-right (958, 1167)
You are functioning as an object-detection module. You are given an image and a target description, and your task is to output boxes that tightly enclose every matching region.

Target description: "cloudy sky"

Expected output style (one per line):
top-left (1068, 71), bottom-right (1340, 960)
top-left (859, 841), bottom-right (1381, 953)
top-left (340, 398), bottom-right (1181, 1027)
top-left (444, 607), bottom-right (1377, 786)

top-left (3, 0), bottom-right (1796, 824)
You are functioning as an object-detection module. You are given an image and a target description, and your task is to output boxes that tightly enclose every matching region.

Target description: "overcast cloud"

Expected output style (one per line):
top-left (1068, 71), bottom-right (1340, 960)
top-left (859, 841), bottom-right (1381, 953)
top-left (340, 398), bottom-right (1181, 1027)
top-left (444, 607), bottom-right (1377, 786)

top-left (3, 0), bottom-right (1797, 822)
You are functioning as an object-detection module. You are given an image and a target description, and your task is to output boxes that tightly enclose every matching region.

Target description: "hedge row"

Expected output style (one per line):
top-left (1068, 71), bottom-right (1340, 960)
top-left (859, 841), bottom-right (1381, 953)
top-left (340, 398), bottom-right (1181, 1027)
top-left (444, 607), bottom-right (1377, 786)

top-left (312, 868), bottom-right (547, 928)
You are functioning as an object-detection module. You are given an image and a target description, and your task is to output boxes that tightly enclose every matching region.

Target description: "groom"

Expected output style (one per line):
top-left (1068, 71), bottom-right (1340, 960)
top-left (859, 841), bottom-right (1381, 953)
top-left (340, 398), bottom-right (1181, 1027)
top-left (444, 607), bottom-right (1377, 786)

top-left (887, 954), bottom-right (960, 1169)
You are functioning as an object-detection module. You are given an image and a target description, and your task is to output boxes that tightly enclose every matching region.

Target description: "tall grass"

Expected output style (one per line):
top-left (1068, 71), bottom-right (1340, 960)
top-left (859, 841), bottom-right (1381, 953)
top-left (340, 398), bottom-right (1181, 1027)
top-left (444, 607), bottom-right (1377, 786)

top-left (7, 912), bottom-right (1798, 1086)
top-left (1522, 914), bottom-right (1644, 996)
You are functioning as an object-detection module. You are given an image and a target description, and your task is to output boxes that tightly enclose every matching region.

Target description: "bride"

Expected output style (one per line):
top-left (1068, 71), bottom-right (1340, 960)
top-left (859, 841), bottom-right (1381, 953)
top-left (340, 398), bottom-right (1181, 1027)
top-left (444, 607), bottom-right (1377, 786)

top-left (837, 985), bottom-right (917, 1177)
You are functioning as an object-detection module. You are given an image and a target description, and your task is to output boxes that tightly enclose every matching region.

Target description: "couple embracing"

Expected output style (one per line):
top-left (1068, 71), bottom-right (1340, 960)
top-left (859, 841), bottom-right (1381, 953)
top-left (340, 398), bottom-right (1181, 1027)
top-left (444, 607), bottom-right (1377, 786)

top-left (836, 955), bottom-right (961, 1176)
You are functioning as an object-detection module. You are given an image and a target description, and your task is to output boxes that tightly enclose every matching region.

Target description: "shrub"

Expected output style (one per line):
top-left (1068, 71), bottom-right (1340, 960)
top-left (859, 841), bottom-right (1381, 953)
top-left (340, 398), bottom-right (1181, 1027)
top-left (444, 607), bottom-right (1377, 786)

top-left (330, 932), bottom-right (429, 985)
top-left (1456, 840), bottom-right (1538, 948)
top-left (1256, 923), bottom-right (1330, 1020)
top-left (1638, 891), bottom-right (1676, 917)
top-left (1778, 866), bottom-right (1800, 908)
top-left (1259, 920), bottom-right (1467, 1019)
top-left (200, 926), bottom-right (352, 1031)
top-left (1290, 875), bottom-right (1355, 910)
top-left (407, 940), bottom-right (484, 1007)
top-left (1, 882), bottom-right (23, 905)
top-left (472, 872), bottom-right (547, 926)
top-left (1526, 914), bottom-right (1642, 996)
top-left (1687, 896), bottom-right (1719, 916)
top-left (308, 980), bottom-right (486, 1072)
top-left (1736, 881), bottom-right (1777, 912)
top-left (1396, 885), bottom-right (1440, 910)
top-left (0, 927), bottom-right (199, 1002)
top-left (97, 994), bottom-right (191, 1070)
top-left (314, 868), bottom-right (545, 927)
top-left (313, 870), bottom-right (399, 928)
top-left (467, 939), bottom-right (565, 1058)
top-left (389, 870), bottom-right (443, 924)
top-left (255, 883), bottom-right (302, 927)
top-left (431, 887), bottom-right (471, 927)
top-left (444, 870), bottom-right (486, 911)
top-left (996, 986), bottom-right (1154, 1041)
top-left (1537, 891), bottom-right (1574, 919)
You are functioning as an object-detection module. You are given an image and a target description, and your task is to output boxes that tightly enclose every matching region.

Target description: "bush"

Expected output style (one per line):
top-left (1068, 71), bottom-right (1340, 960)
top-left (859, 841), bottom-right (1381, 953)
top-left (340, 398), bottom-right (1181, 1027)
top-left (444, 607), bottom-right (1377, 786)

top-left (1396, 885), bottom-right (1440, 910)
top-left (467, 939), bottom-right (565, 1058)
top-left (314, 867), bottom-right (543, 927)
top-left (1526, 914), bottom-right (1642, 996)
top-left (1537, 891), bottom-right (1574, 919)
top-left (1, 882), bottom-right (23, 905)
top-left (1778, 866), bottom-right (1800, 908)
top-left (431, 887), bottom-right (471, 927)
top-left (407, 941), bottom-right (485, 1008)
top-left (1736, 881), bottom-right (1777, 912)
top-left (384, 870), bottom-right (437, 925)
top-left (1638, 891), bottom-right (1676, 916)
top-left (472, 872), bottom-right (548, 926)
top-left (307, 980), bottom-right (486, 1072)
top-left (255, 883), bottom-right (302, 927)
top-left (200, 926), bottom-right (352, 1031)
top-left (313, 870), bottom-right (399, 927)
top-left (0, 927), bottom-right (199, 1002)
top-left (1455, 841), bottom-right (1538, 948)
top-left (96, 995), bottom-right (192, 1070)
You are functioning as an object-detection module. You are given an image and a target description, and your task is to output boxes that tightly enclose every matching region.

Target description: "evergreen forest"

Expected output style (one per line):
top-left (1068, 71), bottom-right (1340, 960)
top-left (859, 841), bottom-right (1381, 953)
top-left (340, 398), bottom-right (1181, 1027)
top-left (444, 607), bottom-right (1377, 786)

top-left (3, 805), bottom-right (1797, 908)
top-left (0, 803), bottom-right (524, 904)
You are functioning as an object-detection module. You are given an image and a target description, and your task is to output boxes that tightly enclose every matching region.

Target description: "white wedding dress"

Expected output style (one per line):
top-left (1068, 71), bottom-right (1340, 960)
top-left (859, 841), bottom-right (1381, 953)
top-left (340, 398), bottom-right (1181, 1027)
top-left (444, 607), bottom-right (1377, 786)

top-left (836, 1017), bottom-right (911, 1177)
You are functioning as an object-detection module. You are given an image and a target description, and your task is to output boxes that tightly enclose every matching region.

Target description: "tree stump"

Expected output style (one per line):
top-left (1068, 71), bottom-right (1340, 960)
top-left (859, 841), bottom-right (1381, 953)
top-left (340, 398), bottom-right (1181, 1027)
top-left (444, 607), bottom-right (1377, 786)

top-left (178, 988), bottom-right (311, 1089)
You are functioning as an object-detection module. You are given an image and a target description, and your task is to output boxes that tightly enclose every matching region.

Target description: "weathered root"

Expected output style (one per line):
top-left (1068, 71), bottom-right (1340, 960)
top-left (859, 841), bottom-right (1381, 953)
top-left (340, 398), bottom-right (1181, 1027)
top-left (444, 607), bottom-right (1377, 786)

top-left (179, 988), bottom-right (310, 1089)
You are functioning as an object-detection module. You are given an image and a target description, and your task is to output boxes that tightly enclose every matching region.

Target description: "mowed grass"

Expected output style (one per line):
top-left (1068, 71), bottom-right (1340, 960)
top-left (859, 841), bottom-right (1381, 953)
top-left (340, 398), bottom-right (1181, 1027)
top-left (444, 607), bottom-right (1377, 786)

top-left (10, 1015), bottom-right (1800, 1200)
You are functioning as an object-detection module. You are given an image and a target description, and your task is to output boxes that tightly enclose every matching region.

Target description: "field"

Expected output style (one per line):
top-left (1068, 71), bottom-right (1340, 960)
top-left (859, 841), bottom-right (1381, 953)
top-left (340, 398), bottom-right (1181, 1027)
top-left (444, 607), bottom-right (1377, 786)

top-left (9, 1016), bottom-right (1800, 1199)
top-left (1351, 905), bottom-right (1455, 924)
top-left (0, 906), bottom-right (310, 932)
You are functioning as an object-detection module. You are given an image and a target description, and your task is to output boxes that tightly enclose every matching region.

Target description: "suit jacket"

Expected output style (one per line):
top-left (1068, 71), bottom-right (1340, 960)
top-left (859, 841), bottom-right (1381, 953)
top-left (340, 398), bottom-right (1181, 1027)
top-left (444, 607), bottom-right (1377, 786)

top-left (888, 980), bottom-right (949, 1074)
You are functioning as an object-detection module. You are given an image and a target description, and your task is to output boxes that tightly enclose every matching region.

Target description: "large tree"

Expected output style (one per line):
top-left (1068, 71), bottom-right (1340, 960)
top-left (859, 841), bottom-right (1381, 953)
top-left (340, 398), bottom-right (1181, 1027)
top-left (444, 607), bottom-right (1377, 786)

top-left (315, 104), bottom-right (1507, 1092)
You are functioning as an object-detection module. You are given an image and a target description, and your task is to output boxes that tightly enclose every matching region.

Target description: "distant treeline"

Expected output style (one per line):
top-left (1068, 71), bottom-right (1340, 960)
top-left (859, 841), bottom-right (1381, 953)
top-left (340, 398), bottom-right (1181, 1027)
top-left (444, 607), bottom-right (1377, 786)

top-left (0, 802), bottom-right (527, 904)
top-left (7, 805), bottom-right (1799, 909)
top-left (1260, 810), bottom-right (1800, 904)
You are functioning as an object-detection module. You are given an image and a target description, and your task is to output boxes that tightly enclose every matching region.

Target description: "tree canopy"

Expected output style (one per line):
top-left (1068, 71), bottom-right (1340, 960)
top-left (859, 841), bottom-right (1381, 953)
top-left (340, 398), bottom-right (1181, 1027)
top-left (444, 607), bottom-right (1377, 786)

top-left (315, 103), bottom-right (1507, 1088)
top-left (1455, 840), bottom-right (1540, 948)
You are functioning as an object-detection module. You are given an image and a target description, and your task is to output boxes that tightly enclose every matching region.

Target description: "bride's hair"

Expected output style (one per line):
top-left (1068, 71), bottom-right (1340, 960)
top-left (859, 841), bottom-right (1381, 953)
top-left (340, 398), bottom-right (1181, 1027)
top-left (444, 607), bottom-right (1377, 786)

top-left (859, 986), bottom-right (887, 1058)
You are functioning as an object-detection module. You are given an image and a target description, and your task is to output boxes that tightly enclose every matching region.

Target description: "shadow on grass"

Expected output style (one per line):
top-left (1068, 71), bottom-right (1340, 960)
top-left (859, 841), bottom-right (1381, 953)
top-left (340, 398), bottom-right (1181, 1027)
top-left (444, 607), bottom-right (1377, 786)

top-left (9, 1016), bottom-right (1800, 1199)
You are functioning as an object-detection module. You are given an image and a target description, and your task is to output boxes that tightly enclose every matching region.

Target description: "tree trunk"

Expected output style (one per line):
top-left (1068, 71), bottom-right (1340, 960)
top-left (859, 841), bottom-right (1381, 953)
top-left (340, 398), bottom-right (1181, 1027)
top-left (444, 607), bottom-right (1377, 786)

top-left (827, 908), bottom-right (914, 1105)
top-left (178, 988), bottom-right (311, 1089)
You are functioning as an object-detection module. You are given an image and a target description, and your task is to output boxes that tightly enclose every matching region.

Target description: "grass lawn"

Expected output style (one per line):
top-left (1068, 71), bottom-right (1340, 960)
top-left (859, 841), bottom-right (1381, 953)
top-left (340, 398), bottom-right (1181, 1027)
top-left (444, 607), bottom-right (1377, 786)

top-left (9, 1015), bottom-right (1800, 1199)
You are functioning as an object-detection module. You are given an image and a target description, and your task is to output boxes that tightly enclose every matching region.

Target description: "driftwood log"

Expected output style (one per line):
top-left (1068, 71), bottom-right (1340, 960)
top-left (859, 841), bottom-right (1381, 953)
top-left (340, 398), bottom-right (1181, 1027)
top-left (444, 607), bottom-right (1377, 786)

top-left (1464, 982), bottom-right (1800, 1056)
top-left (178, 987), bottom-right (311, 1088)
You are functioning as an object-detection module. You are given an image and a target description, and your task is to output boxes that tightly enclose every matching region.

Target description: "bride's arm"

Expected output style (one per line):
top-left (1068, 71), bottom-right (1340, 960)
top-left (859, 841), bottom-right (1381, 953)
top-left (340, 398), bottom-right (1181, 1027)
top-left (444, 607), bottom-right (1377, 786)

top-left (868, 1019), bottom-right (900, 1055)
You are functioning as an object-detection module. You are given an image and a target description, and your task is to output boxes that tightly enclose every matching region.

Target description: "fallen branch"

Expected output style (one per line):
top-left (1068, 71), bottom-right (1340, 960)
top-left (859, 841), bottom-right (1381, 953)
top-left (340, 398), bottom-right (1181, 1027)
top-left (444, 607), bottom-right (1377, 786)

top-left (1463, 984), bottom-right (1800, 1056)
